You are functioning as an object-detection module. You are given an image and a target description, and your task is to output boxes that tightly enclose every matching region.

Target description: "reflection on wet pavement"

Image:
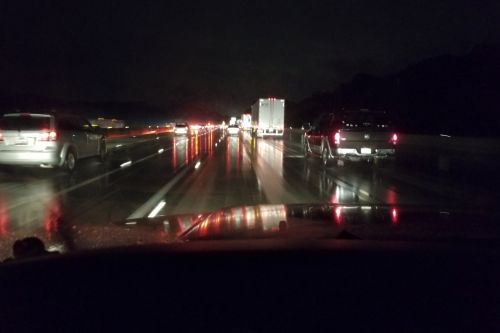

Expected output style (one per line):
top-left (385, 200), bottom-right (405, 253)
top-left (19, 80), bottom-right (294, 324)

top-left (0, 129), bottom-right (496, 259)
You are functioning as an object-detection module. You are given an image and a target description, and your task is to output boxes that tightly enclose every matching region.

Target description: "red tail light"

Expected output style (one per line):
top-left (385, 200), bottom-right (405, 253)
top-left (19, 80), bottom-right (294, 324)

top-left (390, 133), bottom-right (398, 144)
top-left (334, 131), bottom-right (340, 145)
top-left (391, 207), bottom-right (399, 224)
top-left (40, 131), bottom-right (58, 141)
top-left (334, 206), bottom-right (342, 224)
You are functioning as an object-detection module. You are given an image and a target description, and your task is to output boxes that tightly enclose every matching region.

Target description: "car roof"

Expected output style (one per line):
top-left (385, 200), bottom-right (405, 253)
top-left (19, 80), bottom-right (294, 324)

top-left (2, 112), bottom-right (86, 119)
top-left (3, 113), bottom-right (53, 117)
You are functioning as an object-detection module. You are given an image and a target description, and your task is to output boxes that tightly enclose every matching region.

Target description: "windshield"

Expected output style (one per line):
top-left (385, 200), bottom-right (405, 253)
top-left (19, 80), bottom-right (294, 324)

top-left (1, 2), bottom-right (500, 260)
top-left (341, 113), bottom-right (391, 130)
top-left (0, 115), bottom-right (51, 131)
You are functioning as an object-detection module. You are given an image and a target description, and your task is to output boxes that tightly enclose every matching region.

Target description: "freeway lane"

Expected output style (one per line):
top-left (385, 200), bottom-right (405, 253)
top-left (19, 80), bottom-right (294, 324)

top-left (156, 131), bottom-right (499, 216)
top-left (0, 130), bottom-right (220, 256)
top-left (0, 129), bottom-right (498, 258)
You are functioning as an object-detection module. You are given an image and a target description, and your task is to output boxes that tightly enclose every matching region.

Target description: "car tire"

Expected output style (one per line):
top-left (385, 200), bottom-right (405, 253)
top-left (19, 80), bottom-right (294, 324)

top-left (64, 149), bottom-right (77, 173)
top-left (321, 148), bottom-right (329, 167)
top-left (99, 140), bottom-right (107, 162)
top-left (303, 143), bottom-right (309, 157)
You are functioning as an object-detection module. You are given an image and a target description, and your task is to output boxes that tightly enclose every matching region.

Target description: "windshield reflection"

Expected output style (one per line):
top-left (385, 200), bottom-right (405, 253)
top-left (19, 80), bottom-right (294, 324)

top-left (188, 204), bottom-right (287, 239)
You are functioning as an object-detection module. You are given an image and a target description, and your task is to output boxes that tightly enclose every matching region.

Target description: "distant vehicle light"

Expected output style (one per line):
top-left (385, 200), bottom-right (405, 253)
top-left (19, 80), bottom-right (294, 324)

top-left (0, 132), bottom-right (3, 141)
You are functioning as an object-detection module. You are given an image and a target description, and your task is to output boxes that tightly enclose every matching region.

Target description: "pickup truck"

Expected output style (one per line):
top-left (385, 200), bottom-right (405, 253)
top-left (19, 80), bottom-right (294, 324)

top-left (304, 110), bottom-right (398, 166)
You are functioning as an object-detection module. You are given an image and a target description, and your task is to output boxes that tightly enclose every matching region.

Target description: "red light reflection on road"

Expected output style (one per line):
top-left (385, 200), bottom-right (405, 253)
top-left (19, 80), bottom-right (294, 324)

top-left (190, 137), bottom-right (195, 160)
top-left (43, 197), bottom-right (62, 240)
top-left (209, 131), bottom-right (213, 154)
top-left (225, 138), bottom-right (230, 174)
top-left (0, 196), bottom-right (7, 235)
top-left (172, 137), bottom-right (177, 169)
top-left (236, 137), bottom-right (241, 170)
top-left (195, 134), bottom-right (199, 156)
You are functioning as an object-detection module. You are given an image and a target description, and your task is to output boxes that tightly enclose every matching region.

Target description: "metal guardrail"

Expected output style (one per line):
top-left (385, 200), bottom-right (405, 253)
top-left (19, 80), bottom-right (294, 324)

top-left (97, 127), bottom-right (174, 139)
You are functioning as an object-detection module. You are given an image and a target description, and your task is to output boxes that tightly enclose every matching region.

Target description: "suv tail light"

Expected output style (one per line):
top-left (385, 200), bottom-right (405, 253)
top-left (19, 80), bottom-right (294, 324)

top-left (333, 131), bottom-right (340, 145)
top-left (40, 131), bottom-right (58, 141)
top-left (390, 133), bottom-right (398, 144)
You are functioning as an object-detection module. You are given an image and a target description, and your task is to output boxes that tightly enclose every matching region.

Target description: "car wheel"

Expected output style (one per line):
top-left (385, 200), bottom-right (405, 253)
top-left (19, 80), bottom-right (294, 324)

top-left (99, 140), bottom-right (107, 162)
top-left (64, 150), bottom-right (76, 173)
top-left (321, 148), bottom-right (329, 167)
top-left (303, 143), bottom-right (309, 157)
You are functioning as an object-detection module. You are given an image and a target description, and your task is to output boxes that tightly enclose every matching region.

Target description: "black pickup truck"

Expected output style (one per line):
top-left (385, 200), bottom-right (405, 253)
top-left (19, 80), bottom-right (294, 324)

top-left (304, 110), bottom-right (398, 166)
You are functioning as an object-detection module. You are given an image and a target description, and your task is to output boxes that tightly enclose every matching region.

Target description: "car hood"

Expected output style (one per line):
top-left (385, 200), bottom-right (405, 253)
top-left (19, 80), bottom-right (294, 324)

top-left (2, 203), bottom-right (500, 259)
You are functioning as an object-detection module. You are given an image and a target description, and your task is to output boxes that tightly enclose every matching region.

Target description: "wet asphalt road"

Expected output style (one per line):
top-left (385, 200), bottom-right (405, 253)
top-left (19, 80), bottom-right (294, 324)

top-left (0, 129), bottom-right (498, 256)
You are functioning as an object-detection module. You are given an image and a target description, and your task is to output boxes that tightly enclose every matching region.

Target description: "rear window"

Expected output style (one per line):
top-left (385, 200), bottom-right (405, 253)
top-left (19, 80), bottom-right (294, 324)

top-left (342, 113), bottom-right (391, 131)
top-left (0, 115), bottom-right (51, 131)
top-left (176, 123), bottom-right (187, 127)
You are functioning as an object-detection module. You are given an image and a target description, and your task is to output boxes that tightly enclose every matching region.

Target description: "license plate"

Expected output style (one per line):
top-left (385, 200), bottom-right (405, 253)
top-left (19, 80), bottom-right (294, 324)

top-left (361, 148), bottom-right (372, 154)
top-left (14, 138), bottom-right (34, 145)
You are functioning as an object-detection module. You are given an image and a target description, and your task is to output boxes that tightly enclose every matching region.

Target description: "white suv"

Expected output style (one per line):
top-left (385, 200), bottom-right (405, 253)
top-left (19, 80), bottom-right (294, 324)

top-left (0, 113), bottom-right (106, 172)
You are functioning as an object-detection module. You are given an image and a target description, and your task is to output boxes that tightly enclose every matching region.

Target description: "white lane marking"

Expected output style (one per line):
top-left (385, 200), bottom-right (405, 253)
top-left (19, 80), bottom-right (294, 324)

top-left (127, 163), bottom-right (192, 219)
top-left (158, 148), bottom-right (165, 154)
top-left (5, 146), bottom-right (175, 211)
top-left (148, 200), bottom-right (166, 218)
top-left (120, 161), bottom-right (132, 168)
top-left (194, 161), bottom-right (201, 169)
top-left (359, 189), bottom-right (370, 197)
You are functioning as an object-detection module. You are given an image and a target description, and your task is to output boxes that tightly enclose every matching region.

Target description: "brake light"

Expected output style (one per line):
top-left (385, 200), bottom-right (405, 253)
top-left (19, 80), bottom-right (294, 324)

top-left (390, 133), bottom-right (398, 144)
top-left (40, 131), bottom-right (57, 141)
top-left (391, 207), bottom-right (399, 224)
top-left (334, 131), bottom-right (340, 145)
top-left (334, 206), bottom-right (342, 224)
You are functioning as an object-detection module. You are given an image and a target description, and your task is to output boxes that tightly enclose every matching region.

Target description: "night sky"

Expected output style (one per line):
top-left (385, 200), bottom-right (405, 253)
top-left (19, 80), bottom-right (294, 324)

top-left (1, 0), bottom-right (500, 113)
